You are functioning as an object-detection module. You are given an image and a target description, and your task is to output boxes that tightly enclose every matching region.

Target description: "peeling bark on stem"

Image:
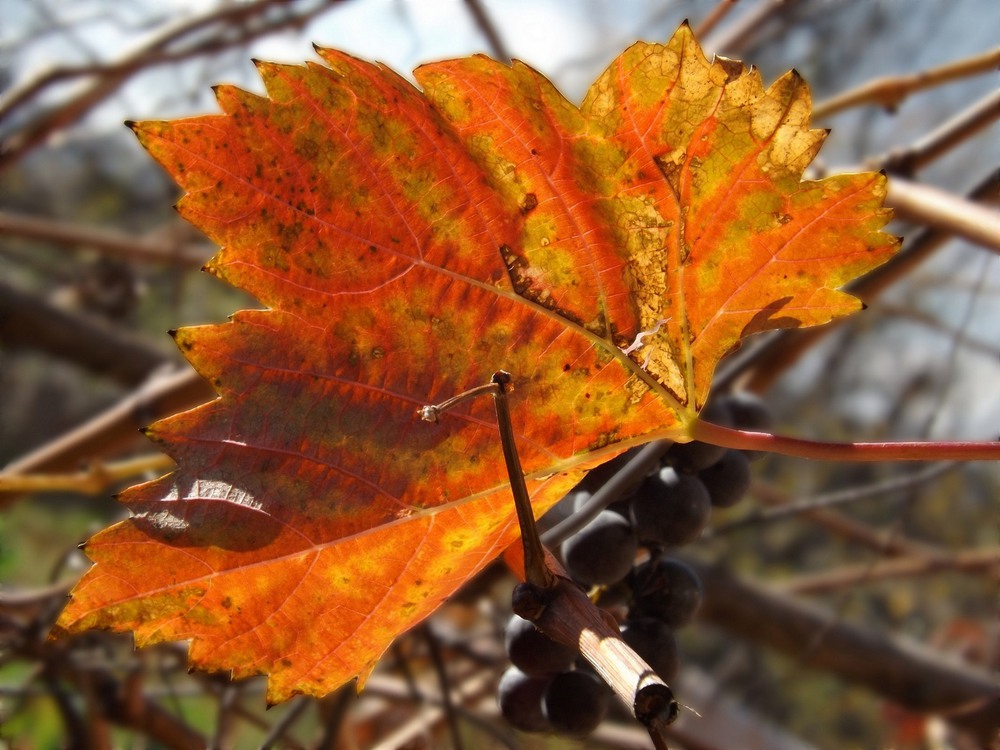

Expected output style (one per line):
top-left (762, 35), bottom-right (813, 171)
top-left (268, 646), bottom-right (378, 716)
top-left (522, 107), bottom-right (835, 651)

top-left (504, 547), bottom-right (679, 747)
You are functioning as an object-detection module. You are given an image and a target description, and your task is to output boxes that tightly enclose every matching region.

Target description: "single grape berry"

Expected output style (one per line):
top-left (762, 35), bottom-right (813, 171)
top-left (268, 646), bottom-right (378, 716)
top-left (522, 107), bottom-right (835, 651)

top-left (561, 510), bottom-right (638, 586)
top-left (723, 391), bottom-right (773, 431)
top-left (504, 614), bottom-right (577, 676)
top-left (630, 467), bottom-right (711, 547)
top-left (628, 557), bottom-right (703, 628)
top-left (699, 448), bottom-right (752, 508)
top-left (721, 391), bottom-right (773, 461)
top-left (620, 618), bottom-right (679, 682)
top-left (664, 399), bottom-right (732, 473)
top-left (497, 666), bottom-right (551, 733)
top-left (542, 670), bottom-right (611, 737)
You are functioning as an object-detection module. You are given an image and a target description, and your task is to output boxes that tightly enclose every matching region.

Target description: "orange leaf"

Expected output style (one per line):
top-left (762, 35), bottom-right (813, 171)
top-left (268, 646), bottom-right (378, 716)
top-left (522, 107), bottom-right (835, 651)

top-left (54, 25), bottom-right (897, 702)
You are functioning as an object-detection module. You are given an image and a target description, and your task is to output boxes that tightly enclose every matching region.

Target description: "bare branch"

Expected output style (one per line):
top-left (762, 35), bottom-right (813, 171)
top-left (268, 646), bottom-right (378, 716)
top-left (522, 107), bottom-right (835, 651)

top-left (0, 453), bottom-right (175, 495)
top-left (887, 177), bottom-right (1000, 253)
top-left (0, 0), bottom-right (343, 171)
top-left (877, 302), bottom-right (1000, 359)
top-left (782, 547), bottom-right (1000, 595)
top-left (709, 462), bottom-right (958, 536)
top-left (736, 479), bottom-right (939, 558)
top-left (879, 89), bottom-right (1000, 175)
top-left (695, 562), bottom-right (1000, 742)
top-left (0, 211), bottom-right (211, 269)
top-left (692, 0), bottom-right (741, 40)
top-left (31, 640), bottom-right (208, 750)
top-left (462, 0), bottom-right (512, 64)
top-left (0, 367), bottom-right (211, 499)
top-left (0, 277), bottom-right (174, 385)
top-left (702, 0), bottom-right (798, 55)
top-left (813, 45), bottom-right (1000, 119)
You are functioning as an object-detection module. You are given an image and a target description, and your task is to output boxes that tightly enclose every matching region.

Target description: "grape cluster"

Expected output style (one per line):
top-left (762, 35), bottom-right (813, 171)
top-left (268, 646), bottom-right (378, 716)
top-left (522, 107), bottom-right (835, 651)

top-left (498, 615), bottom-right (611, 736)
top-left (498, 391), bottom-right (771, 737)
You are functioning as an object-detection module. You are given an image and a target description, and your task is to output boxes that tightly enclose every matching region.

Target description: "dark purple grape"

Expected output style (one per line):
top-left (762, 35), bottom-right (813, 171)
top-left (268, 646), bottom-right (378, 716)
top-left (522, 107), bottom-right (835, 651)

top-left (561, 510), bottom-right (638, 586)
top-left (542, 670), bottom-right (611, 737)
top-left (665, 399), bottom-right (733, 473)
top-left (664, 440), bottom-right (725, 474)
top-left (498, 666), bottom-right (551, 733)
top-left (620, 618), bottom-right (679, 682)
top-left (699, 448), bottom-right (751, 508)
top-left (723, 391), bottom-right (773, 431)
top-left (721, 391), bottom-right (773, 461)
top-left (630, 467), bottom-right (711, 547)
top-left (628, 557), bottom-right (703, 628)
top-left (505, 614), bottom-right (577, 676)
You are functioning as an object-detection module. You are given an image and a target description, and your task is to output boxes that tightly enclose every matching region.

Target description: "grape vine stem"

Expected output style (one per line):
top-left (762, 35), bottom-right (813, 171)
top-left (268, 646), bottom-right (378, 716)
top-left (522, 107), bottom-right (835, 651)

top-left (419, 372), bottom-right (554, 590)
top-left (690, 421), bottom-right (1000, 461)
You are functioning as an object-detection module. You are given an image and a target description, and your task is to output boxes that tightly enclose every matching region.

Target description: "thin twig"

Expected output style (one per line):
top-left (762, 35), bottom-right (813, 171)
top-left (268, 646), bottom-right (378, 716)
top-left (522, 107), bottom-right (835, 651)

top-left (813, 45), bottom-right (1000, 119)
top-left (709, 462), bottom-right (958, 536)
top-left (0, 453), bottom-right (175, 495)
top-left (693, 0), bottom-right (741, 40)
top-left (1, 0), bottom-right (342, 170)
top-left (0, 367), bottom-right (210, 502)
top-left (781, 547), bottom-right (1000, 595)
top-left (462, 0), bottom-right (512, 64)
top-left (0, 212), bottom-right (211, 269)
top-left (257, 697), bottom-right (310, 750)
top-left (313, 686), bottom-right (355, 750)
top-left (540, 441), bottom-right (670, 548)
top-left (876, 303), bottom-right (999, 359)
top-left (421, 625), bottom-right (466, 750)
top-left (741, 479), bottom-right (938, 558)
top-left (362, 664), bottom-right (498, 750)
top-left (701, 0), bottom-right (798, 54)
top-left (878, 88), bottom-right (1000, 175)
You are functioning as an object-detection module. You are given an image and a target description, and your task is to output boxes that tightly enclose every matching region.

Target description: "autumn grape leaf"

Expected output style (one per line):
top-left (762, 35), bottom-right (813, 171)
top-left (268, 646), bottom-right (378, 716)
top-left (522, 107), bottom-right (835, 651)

top-left (54, 25), bottom-right (898, 702)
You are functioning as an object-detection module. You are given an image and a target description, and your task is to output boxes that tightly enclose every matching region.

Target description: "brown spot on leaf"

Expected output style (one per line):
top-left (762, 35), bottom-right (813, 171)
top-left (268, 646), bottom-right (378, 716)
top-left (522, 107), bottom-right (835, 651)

top-left (520, 193), bottom-right (538, 214)
top-left (653, 154), bottom-right (683, 197)
top-left (716, 56), bottom-right (744, 83)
